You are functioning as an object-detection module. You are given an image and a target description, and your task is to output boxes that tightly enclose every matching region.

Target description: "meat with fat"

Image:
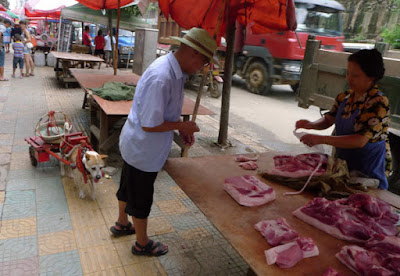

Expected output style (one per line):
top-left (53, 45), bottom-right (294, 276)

top-left (264, 237), bottom-right (319, 268)
top-left (224, 175), bottom-right (275, 206)
top-left (235, 155), bottom-right (258, 162)
top-left (255, 218), bottom-right (299, 246)
top-left (293, 194), bottom-right (399, 243)
top-left (239, 161), bottom-right (258, 170)
top-left (322, 267), bottom-right (343, 276)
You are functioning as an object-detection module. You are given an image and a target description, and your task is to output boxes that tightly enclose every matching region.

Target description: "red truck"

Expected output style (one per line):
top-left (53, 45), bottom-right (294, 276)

top-left (229, 0), bottom-right (345, 95)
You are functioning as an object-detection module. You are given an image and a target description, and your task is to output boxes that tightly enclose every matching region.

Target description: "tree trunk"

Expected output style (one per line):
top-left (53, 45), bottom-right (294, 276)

top-left (114, 0), bottom-right (121, 75)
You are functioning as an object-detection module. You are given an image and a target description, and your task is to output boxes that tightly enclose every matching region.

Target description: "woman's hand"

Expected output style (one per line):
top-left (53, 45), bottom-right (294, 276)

top-left (300, 134), bottom-right (326, 147)
top-left (295, 119), bottom-right (313, 130)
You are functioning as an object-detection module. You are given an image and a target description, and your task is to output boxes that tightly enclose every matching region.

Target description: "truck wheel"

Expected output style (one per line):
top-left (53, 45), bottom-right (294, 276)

top-left (208, 79), bottom-right (222, 98)
top-left (246, 61), bottom-right (272, 95)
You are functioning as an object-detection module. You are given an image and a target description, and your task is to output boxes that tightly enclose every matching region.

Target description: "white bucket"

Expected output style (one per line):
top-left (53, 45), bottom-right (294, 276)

top-left (47, 52), bottom-right (56, 67)
top-left (34, 52), bottom-right (46, 67)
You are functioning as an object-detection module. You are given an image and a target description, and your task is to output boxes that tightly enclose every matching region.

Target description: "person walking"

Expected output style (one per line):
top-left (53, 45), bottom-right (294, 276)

top-left (109, 27), bottom-right (218, 257)
top-left (0, 19), bottom-right (12, 81)
top-left (94, 30), bottom-right (105, 69)
top-left (4, 23), bottom-right (11, 53)
top-left (20, 21), bottom-right (34, 77)
top-left (104, 29), bottom-right (115, 68)
top-left (83, 25), bottom-right (92, 54)
top-left (10, 23), bottom-right (21, 43)
top-left (12, 34), bottom-right (24, 79)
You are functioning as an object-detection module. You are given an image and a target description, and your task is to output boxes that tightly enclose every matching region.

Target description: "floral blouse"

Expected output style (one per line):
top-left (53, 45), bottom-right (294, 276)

top-left (328, 86), bottom-right (392, 176)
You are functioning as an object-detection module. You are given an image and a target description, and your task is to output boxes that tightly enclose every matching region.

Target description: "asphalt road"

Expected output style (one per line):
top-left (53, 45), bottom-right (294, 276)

top-left (185, 76), bottom-right (334, 153)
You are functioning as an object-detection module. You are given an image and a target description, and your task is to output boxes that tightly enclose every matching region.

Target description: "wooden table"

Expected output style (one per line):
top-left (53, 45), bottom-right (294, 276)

top-left (52, 52), bottom-right (104, 88)
top-left (72, 72), bottom-right (215, 155)
top-left (164, 153), bottom-right (400, 275)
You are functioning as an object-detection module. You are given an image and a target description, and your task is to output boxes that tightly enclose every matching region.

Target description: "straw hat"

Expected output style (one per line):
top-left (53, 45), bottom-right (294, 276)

top-left (170, 27), bottom-right (219, 65)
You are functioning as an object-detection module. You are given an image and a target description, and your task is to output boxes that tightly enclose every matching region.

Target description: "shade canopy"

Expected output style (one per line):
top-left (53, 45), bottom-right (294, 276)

top-left (24, 5), bottom-right (64, 18)
top-left (75, 0), bottom-right (135, 10)
top-left (61, 3), bottom-right (149, 32)
top-left (0, 4), bottom-right (6, 12)
top-left (159, 0), bottom-right (297, 42)
top-left (0, 11), bottom-right (14, 22)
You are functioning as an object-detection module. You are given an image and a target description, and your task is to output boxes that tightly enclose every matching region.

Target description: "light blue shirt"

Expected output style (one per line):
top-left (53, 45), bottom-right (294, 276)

top-left (119, 52), bottom-right (187, 172)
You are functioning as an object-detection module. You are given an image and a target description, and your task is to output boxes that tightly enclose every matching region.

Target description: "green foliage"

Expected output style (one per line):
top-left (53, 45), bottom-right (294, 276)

top-left (124, 5), bottom-right (142, 17)
top-left (381, 25), bottom-right (400, 49)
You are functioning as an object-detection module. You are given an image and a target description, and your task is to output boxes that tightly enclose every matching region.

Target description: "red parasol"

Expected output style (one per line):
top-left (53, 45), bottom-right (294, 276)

top-left (0, 4), bottom-right (6, 12)
top-left (75, 0), bottom-right (134, 10)
top-left (24, 7), bottom-right (63, 18)
top-left (159, 0), bottom-right (297, 43)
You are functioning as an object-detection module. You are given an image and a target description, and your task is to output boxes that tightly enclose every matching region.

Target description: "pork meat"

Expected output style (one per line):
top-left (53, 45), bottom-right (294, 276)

top-left (224, 175), bottom-right (275, 206)
top-left (239, 161), bottom-right (259, 170)
top-left (235, 155), bottom-right (258, 162)
top-left (264, 237), bottom-right (319, 268)
top-left (255, 218), bottom-right (299, 246)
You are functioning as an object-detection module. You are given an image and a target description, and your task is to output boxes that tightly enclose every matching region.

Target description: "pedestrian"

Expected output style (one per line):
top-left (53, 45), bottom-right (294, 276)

top-left (83, 25), bottom-right (92, 54)
top-left (0, 19), bottom-right (12, 81)
top-left (20, 21), bottom-right (34, 77)
top-left (12, 34), bottom-right (24, 79)
top-left (10, 22), bottom-right (21, 43)
top-left (94, 30), bottom-right (105, 69)
top-left (4, 23), bottom-right (11, 53)
top-left (104, 29), bottom-right (115, 68)
top-left (109, 27), bottom-right (218, 256)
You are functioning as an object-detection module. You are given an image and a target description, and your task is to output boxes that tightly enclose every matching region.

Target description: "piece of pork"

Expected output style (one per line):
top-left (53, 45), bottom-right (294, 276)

top-left (224, 175), bottom-right (275, 207)
top-left (239, 161), bottom-right (258, 170)
top-left (322, 267), bottom-right (343, 276)
top-left (235, 155), bottom-right (258, 162)
top-left (264, 237), bottom-right (319, 268)
top-left (255, 218), bottom-right (299, 246)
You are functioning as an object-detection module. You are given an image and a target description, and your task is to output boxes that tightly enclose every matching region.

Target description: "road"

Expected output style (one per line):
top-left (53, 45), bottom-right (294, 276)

top-left (185, 76), bottom-right (334, 153)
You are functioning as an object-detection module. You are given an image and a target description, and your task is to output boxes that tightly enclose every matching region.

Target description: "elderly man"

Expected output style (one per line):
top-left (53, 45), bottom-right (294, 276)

top-left (110, 27), bottom-right (218, 256)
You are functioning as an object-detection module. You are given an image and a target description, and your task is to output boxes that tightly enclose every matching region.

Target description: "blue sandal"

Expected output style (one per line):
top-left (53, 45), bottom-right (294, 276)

top-left (131, 240), bottom-right (168, 256)
top-left (110, 222), bottom-right (135, 236)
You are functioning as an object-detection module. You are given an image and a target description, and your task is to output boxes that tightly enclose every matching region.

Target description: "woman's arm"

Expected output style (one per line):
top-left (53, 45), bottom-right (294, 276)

top-left (296, 114), bottom-right (335, 130)
top-left (300, 133), bottom-right (369, 148)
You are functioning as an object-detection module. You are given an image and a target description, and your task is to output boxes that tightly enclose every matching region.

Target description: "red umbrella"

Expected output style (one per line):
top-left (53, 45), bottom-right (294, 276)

top-left (24, 6), bottom-right (63, 18)
top-left (159, 0), bottom-right (297, 43)
top-left (0, 4), bottom-right (6, 12)
top-left (159, 0), bottom-right (297, 147)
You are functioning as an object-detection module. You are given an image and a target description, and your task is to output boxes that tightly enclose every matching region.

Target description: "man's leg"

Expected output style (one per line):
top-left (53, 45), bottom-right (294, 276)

top-left (0, 67), bottom-right (4, 80)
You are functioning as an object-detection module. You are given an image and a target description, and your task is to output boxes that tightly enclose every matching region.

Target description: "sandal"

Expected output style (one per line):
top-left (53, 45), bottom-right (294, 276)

top-left (0, 78), bottom-right (9, 81)
top-left (110, 221), bottom-right (136, 236)
top-left (131, 240), bottom-right (168, 256)
top-left (30, 73), bottom-right (35, 76)
top-left (22, 74), bottom-right (29, 77)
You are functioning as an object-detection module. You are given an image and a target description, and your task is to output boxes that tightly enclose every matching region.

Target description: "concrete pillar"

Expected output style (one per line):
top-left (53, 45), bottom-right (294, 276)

top-left (132, 28), bottom-right (158, 75)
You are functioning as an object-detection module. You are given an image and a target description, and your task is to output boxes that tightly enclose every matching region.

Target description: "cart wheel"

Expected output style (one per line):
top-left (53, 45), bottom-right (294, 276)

top-left (208, 79), bottom-right (222, 98)
top-left (29, 146), bottom-right (38, 167)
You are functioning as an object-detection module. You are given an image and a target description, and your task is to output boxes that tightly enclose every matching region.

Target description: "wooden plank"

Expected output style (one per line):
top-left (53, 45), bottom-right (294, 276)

top-left (51, 52), bottom-right (104, 62)
top-left (89, 125), bottom-right (100, 141)
top-left (164, 152), bottom-right (400, 275)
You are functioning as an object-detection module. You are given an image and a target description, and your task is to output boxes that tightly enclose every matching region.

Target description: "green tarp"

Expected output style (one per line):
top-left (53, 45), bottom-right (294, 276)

top-left (61, 3), bottom-right (149, 31)
top-left (90, 82), bottom-right (135, 101)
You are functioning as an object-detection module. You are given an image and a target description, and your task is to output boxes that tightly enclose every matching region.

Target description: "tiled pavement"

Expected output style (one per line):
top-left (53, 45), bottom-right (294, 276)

top-left (0, 55), bottom-right (264, 275)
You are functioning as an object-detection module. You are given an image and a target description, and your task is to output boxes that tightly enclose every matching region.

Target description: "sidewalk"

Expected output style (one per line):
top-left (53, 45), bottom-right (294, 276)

top-left (0, 58), bottom-right (269, 275)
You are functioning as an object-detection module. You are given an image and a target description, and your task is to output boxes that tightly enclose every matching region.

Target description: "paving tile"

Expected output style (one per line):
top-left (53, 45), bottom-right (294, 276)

top-left (0, 134), bottom-right (13, 140)
top-left (146, 232), bottom-right (188, 256)
top-left (10, 152), bottom-right (32, 170)
top-left (0, 256), bottom-right (39, 276)
top-left (167, 212), bottom-right (208, 232)
top-left (124, 259), bottom-right (167, 276)
top-left (70, 208), bottom-right (104, 229)
top-left (4, 190), bottom-right (35, 205)
top-left (155, 199), bottom-right (189, 216)
top-left (33, 167), bottom-right (61, 179)
top-left (177, 227), bottom-right (211, 243)
top-left (85, 267), bottom-right (126, 276)
top-left (0, 217), bottom-right (37, 240)
top-left (169, 186), bottom-right (189, 200)
top-left (0, 153), bottom-right (11, 164)
top-left (99, 207), bottom-right (119, 227)
top-left (113, 240), bottom-right (142, 266)
top-left (95, 190), bottom-right (118, 209)
top-left (147, 216), bottom-right (174, 236)
top-left (0, 236), bottom-right (37, 262)
top-left (38, 230), bottom-right (77, 256)
top-left (36, 198), bottom-right (69, 217)
top-left (6, 178), bottom-right (37, 191)
top-left (39, 250), bottom-right (82, 276)
top-left (37, 213), bottom-right (73, 235)
top-left (74, 224), bottom-right (113, 249)
top-left (0, 191), bottom-right (4, 203)
top-left (8, 169), bottom-right (35, 180)
top-left (192, 244), bottom-right (237, 274)
top-left (148, 203), bottom-right (163, 218)
top-left (79, 244), bottom-right (122, 274)
top-left (2, 202), bottom-right (36, 220)
top-left (0, 145), bottom-right (12, 153)
top-left (12, 145), bottom-right (29, 153)
top-left (158, 252), bottom-right (202, 275)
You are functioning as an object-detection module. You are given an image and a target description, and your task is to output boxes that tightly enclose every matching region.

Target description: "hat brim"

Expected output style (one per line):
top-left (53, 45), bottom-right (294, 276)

top-left (170, 36), bottom-right (219, 66)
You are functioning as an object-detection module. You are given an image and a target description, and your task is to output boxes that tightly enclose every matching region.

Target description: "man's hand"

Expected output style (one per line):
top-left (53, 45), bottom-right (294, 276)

top-left (180, 121), bottom-right (200, 136)
top-left (179, 131), bottom-right (195, 146)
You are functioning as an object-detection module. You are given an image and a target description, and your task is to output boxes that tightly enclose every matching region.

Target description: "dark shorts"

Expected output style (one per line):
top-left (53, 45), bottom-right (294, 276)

top-left (116, 161), bottom-right (158, 219)
top-left (0, 49), bottom-right (4, 67)
top-left (94, 49), bottom-right (105, 56)
top-left (13, 57), bottom-right (24, 69)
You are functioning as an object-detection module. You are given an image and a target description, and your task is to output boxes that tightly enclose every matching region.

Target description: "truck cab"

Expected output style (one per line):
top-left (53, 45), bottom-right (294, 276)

top-left (234, 0), bottom-right (345, 95)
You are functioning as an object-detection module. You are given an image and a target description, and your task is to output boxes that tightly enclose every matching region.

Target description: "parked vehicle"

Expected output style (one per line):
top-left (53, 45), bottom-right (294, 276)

top-left (231, 0), bottom-right (345, 95)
